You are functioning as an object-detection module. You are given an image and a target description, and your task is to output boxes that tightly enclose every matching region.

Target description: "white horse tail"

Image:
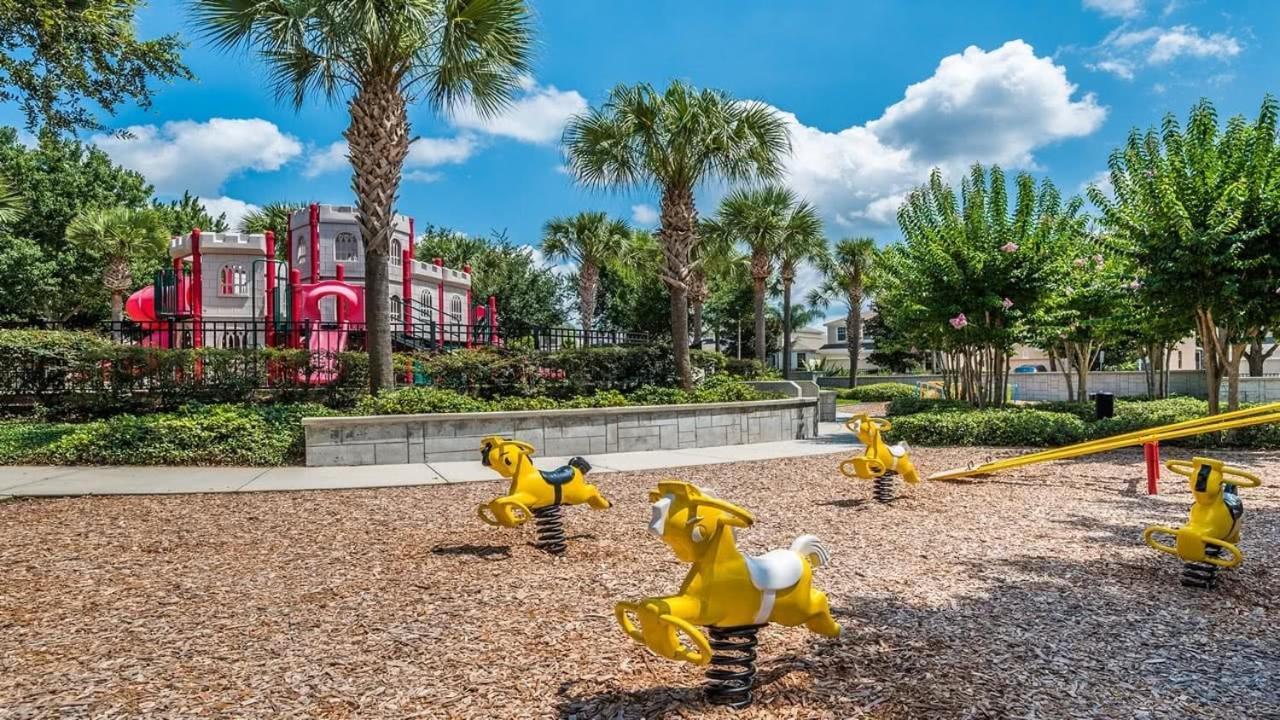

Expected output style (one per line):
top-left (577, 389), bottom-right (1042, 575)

top-left (790, 534), bottom-right (831, 569)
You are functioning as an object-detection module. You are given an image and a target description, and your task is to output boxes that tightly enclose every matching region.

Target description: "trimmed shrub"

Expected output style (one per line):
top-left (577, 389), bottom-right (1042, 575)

top-left (354, 387), bottom-right (493, 416)
top-left (887, 409), bottom-right (1088, 447)
top-left (724, 358), bottom-right (777, 379)
top-left (837, 382), bottom-right (920, 402)
top-left (886, 396), bottom-right (970, 416)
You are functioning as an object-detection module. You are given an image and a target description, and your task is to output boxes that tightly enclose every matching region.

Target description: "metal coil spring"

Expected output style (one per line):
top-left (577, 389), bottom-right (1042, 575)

top-left (873, 473), bottom-right (896, 504)
top-left (1182, 546), bottom-right (1223, 589)
top-left (705, 624), bottom-right (763, 709)
top-left (532, 505), bottom-right (567, 555)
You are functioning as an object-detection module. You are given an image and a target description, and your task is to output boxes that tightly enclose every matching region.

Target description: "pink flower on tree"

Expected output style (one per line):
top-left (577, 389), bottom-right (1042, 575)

top-left (1128, 279), bottom-right (1143, 290)
top-left (1001, 297), bottom-right (1014, 310)
top-left (1093, 254), bottom-right (1104, 266)
top-left (1000, 242), bottom-right (1019, 253)
top-left (949, 313), bottom-right (968, 330)
top-left (1073, 257), bottom-right (1087, 267)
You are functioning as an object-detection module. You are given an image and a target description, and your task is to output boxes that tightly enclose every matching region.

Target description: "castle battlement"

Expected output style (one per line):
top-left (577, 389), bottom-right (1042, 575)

top-left (169, 231), bottom-right (268, 259)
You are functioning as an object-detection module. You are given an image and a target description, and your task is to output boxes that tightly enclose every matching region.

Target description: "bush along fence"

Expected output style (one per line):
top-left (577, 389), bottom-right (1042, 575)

top-left (0, 329), bottom-right (752, 417)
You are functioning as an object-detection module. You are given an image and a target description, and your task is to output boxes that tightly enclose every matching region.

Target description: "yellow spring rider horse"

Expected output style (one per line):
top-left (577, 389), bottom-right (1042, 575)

top-left (1143, 457), bottom-right (1262, 589)
top-left (476, 436), bottom-right (611, 554)
top-left (839, 413), bottom-right (920, 503)
top-left (615, 481), bottom-right (840, 709)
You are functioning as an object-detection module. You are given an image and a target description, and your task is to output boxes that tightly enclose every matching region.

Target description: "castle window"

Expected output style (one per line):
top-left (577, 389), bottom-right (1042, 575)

top-left (450, 295), bottom-right (463, 322)
top-left (218, 263), bottom-right (248, 297)
top-left (390, 295), bottom-right (403, 323)
top-left (391, 239), bottom-right (403, 266)
top-left (334, 232), bottom-right (359, 262)
top-left (420, 290), bottom-right (434, 318)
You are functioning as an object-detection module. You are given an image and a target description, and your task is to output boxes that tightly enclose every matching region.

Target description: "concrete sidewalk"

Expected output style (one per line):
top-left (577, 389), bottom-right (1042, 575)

top-left (0, 422), bottom-right (856, 497)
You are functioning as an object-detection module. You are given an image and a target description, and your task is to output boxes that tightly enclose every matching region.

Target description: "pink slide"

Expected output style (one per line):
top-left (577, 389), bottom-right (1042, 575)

top-left (307, 328), bottom-right (349, 382)
top-left (124, 286), bottom-right (171, 348)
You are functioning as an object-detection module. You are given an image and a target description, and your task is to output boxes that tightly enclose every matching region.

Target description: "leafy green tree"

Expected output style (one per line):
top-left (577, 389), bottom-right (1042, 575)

top-left (879, 165), bottom-right (1083, 407)
top-left (1090, 97), bottom-right (1280, 412)
top-left (808, 237), bottom-right (877, 387)
top-left (239, 201), bottom-right (304, 259)
top-left (65, 207), bottom-right (168, 322)
top-left (0, 234), bottom-right (56, 322)
top-left (863, 305), bottom-right (925, 374)
top-left (0, 0), bottom-right (192, 135)
top-left (197, 0), bottom-right (534, 391)
top-left (563, 81), bottom-right (790, 389)
top-left (0, 173), bottom-right (23, 224)
top-left (1026, 232), bottom-right (1132, 401)
top-left (0, 127), bottom-right (152, 320)
top-left (152, 191), bottom-right (229, 235)
top-left (416, 225), bottom-right (567, 329)
top-left (773, 201), bottom-right (825, 379)
top-left (541, 212), bottom-right (630, 335)
top-left (595, 230), bottom-right (670, 337)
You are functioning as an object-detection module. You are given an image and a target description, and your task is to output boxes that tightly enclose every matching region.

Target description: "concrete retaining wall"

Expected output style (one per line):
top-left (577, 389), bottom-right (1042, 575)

top-left (817, 370), bottom-right (1210, 401)
top-left (302, 398), bottom-right (820, 467)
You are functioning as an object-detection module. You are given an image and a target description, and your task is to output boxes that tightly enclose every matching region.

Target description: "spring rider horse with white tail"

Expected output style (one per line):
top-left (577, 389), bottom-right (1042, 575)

top-left (476, 436), bottom-right (611, 554)
top-left (1143, 457), bottom-right (1262, 589)
top-left (839, 413), bottom-right (920, 503)
top-left (615, 481), bottom-right (841, 709)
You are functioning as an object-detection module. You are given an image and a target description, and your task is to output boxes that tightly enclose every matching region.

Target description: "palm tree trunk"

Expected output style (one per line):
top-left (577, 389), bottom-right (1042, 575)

top-left (658, 185), bottom-right (697, 390)
top-left (691, 301), bottom-right (704, 350)
top-left (782, 277), bottom-right (793, 379)
top-left (346, 81), bottom-right (410, 391)
top-left (752, 283), bottom-right (767, 364)
top-left (110, 292), bottom-right (123, 324)
top-left (848, 303), bottom-right (862, 388)
top-left (579, 259), bottom-right (598, 341)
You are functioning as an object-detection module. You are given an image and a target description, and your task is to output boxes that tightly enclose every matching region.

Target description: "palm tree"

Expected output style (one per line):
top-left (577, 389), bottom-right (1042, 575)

top-left (689, 220), bottom-right (738, 347)
top-left (65, 207), bottom-right (168, 323)
top-left (0, 174), bottom-right (26, 226)
top-left (808, 237), bottom-right (877, 388)
top-left (240, 201), bottom-right (304, 257)
top-left (541, 212), bottom-right (630, 336)
top-left (563, 81), bottom-right (790, 389)
top-left (775, 201), bottom-right (825, 378)
top-left (196, 0), bottom-right (533, 391)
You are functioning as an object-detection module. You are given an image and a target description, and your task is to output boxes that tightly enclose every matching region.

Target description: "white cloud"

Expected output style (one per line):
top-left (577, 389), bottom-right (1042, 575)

top-left (92, 118), bottom-right (302, 195)
top-left (304, 135), bottom-right (476, 179)
top-left (1079, 170), bottom-right (1114, 198)
top-left (404, 170), bottom-right (443, 183)
top-left (202, 196), bottom-right (259, 229)
top-left (631, 203), bottom-right (659, 226)
top-left (1083, 0), bottom-right (1142, 18)
top-left (523, 245), bottom-right (574, 277)
top-left (450, 80), bottom-right (587, 144)
top-left (777, 40), bottom-right (1105, 228)
top-left (1091, 25), bottom-right (1242, 78)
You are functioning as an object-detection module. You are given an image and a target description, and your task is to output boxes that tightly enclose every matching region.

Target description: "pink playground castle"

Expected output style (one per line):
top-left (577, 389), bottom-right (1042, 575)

top-left (124, 204), bottom-right (500, 357)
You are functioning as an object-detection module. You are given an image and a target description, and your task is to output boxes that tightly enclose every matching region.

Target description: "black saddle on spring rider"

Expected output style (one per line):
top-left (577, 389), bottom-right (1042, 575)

top-left (540, 457), bottom-right (592, 486)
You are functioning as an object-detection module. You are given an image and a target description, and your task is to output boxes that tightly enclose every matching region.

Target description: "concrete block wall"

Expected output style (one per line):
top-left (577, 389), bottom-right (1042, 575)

top-left (816, 371), bottom-right (1210, 401)
top-left (302, 398), bottom-right (819, 467)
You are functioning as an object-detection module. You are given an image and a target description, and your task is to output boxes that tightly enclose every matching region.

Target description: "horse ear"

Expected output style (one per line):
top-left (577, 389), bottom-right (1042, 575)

top-left (510, 440), bottom-right (536, 456)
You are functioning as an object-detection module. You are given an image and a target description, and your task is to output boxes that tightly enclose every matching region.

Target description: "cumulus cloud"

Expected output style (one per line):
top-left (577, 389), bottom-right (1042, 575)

top-left (450, 79), bottom-right (587, 144)
top-left (631, 203), bottom-right (659, 226)
top-left (1083, 0), bottom-right (1142, 18)
top-left (92, 118), bottom-right (302, 196)
top-left (1090, 25), bottom-right (1242, 78)
top-left (776, 40), bottom-right (1105, 229)
top-left (304, 135), bottom-right (476, 178)
top-left (203, 196), bottom-right (259, 230)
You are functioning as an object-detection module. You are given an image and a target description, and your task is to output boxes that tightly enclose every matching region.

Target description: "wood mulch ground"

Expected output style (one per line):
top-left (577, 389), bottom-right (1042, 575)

top-left (2, 446), bottom-right (1278, 719)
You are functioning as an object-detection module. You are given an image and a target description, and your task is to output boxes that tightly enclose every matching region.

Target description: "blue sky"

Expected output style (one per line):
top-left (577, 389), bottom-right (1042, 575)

top-left (4, 0), bottom-right (1274, 301)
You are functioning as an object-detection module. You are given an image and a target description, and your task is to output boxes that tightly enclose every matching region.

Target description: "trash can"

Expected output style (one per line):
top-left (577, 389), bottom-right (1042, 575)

top-left (1095, 392), bottom-right (1115, 419)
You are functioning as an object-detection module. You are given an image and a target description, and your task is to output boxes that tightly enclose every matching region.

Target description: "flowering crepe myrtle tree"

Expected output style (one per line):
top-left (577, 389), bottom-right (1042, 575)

top-left (1090, 96), bottom-right (1280, 413)
top-left (877, 165), bottom-right (1085, 408)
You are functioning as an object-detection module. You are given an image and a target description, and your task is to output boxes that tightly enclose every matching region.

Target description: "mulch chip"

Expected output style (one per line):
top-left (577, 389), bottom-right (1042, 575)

top-left (2, 446), bottom-right (1278, 718)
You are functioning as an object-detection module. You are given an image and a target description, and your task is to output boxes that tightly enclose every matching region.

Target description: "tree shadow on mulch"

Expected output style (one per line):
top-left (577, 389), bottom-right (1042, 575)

top-left (430, 543), bottom-right (511, 560)
top-left (819, 497), bottom-right (869, 510)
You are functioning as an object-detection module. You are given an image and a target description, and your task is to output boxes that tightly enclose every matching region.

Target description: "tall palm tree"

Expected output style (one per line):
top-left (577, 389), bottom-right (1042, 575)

top-left (196, 0), bottom-right (533, 390)
top-left (563, 81), bottom-right (790, 389)
top-left (66, 207), bottom-right (168, 323)
top-left (774, 201), bottom-right (825, 378)
top-left (808, 237), bottom-right (877, 388)
top-left (0, 174), bottom-right (26, 226)
top-left (540, 211), bottom-right (630, 336)
top-left (689, 219), bottom-right (738, 347)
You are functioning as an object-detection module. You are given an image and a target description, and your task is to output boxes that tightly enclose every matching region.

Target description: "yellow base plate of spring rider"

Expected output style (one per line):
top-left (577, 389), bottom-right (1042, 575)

top-left (475, 436), bottom-right (611, 554)
top-left (1142, 457), bottom-right (1261, 589)
top-left (615, 481), bottom-right (841, 709)
top-left (839, 414), bottom-right (920, 503)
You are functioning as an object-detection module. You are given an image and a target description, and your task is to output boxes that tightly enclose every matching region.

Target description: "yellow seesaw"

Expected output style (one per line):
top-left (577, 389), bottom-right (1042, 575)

top-left (928, 401), bottom-right (1280, 481)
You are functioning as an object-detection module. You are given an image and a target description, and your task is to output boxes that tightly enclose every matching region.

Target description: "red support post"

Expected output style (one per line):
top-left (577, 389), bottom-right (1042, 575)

top-left (1145, 441), bottom-right (1161, 495)
top-left (463, 264), bottom-right (473, 348)
top-left (309, 203), bottom-right (320, 283)
top-left (335, 264), bottom-right (346, 325)
top-left (264, 230), bottom-right (275, 347)
top-left (289, 269), bottom-right (302, 349)
top-left (190, 228), bottom-right (203, 350)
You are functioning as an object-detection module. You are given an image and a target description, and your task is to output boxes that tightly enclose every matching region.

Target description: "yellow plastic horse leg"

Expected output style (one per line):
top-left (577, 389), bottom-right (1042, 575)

top-left (802, 589), bottom-right (841, 637)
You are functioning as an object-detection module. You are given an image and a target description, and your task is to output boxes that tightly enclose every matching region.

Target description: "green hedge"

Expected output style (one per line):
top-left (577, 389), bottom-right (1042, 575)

top-left (836, 382), bottom-right (920, 402)
top-left (884, 396), bottom-right (1280, 449)
top-left (0, 403), bottom-right (335, 466)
